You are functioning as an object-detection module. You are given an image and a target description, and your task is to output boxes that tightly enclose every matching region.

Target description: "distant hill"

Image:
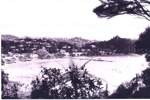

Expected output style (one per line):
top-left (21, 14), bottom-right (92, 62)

top-left (1, 34), bottom-right (19, 41)
top-left (1, 35), bottom-right (136, 52)
top-left (67, 37), bottom-right (95, 47)
top-left (1, 35), bottom-right (95, 47)
top-left (82, 36), bottom-right (136, 54)
top-left (51, 37), bottom-right (96, 47)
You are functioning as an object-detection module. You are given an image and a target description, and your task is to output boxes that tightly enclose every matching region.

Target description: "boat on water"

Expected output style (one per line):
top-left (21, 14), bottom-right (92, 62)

top-left (91, 58), bottom-right (113, 62)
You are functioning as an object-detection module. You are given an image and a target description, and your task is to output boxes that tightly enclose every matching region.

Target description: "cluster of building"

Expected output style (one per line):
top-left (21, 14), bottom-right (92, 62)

top-left (1, 38), bottom-right (118, 65)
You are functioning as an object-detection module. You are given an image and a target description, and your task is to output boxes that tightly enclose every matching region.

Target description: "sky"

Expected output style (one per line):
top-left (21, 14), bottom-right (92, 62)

top-left (0, 0), bottom-right (150, 41)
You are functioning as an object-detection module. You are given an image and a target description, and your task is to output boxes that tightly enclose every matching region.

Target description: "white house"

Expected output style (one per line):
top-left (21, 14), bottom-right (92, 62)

top-left (32, 54), bottom-right (38, 59)
top-left (64, 52), bottom-right (70, 56)
top-left (72, 52), bottom-right (82, 56)
top-left (60, 49), bottom-right (66, 53)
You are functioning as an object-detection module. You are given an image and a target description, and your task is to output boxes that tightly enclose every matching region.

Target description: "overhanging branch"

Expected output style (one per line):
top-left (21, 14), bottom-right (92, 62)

top-left (93, 0), bottom-right (150, 21)
top-left (134, 0), bottom-right (150, 17)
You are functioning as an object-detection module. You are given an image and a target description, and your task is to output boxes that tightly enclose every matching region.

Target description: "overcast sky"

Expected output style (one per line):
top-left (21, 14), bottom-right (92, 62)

top-left (0, 0), bottom-right (150, 41)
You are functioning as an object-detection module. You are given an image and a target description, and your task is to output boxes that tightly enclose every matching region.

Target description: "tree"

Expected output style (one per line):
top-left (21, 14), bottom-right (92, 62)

top-left (109, 68), bottom-right (150, 98)
top-left (30, 59), bottom-right (108, 99)
top-left (1, 59), bottom-right (5, 66)
top-left (8, 52), bottom-right (13, 57)
top-left (109, 27), bottom-right (150, 98)
top-left (141, 67), bottom-right (150, 88)
top-left (135, 27), bottom-right (150, 61)
top-left (36, 47), bottom-right (49, 59)
top-left (1, 70), bottom-right (19, 99)
top-left (93, 0), bottom-right (150, 21)
top-left (108, 36), bottom-right (135, 54)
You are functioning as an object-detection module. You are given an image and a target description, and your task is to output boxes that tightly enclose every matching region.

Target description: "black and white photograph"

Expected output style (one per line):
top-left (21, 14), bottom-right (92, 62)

top-left (1, 0), bottom-right (150, 99)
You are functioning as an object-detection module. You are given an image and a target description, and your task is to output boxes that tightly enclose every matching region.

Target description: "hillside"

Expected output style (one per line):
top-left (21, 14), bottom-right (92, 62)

top-left (1, 34), bottom-right (19, 41)
top-left (1, 34), bottom-right (136, 55)
top-left (51, 37), bottom-right (95, 47)
top-left (1, 35), bottom-right (94, 47)
top-left (81, 36), bottom-right (136, 54)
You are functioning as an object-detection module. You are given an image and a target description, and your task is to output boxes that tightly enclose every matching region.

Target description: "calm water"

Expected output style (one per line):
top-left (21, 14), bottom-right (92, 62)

top-left (3, 55), bottom-right (149, 94)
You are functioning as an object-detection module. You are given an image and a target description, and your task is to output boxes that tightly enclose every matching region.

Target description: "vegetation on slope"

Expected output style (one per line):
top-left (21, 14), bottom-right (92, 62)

top-left (1, 34), bottom-right (19, 41)
top-left (109, 67), bottom-right (150, 98)
top-left (1, 70), bottom-right (19, 99)
top-left (1, 34), bottom-right (135, 55)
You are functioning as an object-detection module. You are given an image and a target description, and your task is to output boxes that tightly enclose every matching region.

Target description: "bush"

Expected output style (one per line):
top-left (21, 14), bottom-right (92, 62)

top-left (1, 70), bottom-right (19, 99)
top-left (45, 54), bottom-right (52, 59)
top-left (36, 47), bottom-right (49, 59)
top-left (54, 52), bottom-right (65, 58)
top-left (145, 54), bottom-right (150, 62)
top-left (19, 55), bottom-right (26, 62)
top-left (25, 53), bottom-right (32, 59)
top-left (8, 52), bottom-right (13, 57)
top-left (30, 64), bottom-right (107, 99)
top-left (141, 67), bottom-right (150, 88)
top-left (135, 27), bottom-right (150, 54)
top-left (1, 59), bottom-right (5, 65)
top-left (109, 67), bottom-right (150, 98)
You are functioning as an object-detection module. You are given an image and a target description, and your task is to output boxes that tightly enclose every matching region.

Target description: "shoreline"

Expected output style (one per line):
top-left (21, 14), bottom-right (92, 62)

top-left (1, 55), bottom-right (148, 96)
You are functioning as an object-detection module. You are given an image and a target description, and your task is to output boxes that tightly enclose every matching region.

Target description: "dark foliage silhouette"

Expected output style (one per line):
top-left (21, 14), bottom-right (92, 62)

top-left (109, 68), bottom-right (150, 98)
top-left (93, 0), bottom-right (150, 21)
top-left (30, 62), bottom-right (108, 99)
top-left (131, 68), bottom-right (150, 98)
top-left (82, 36), bottom-right (135, 55)
top-left (1, 34), bottom-right (135, 55)
top-left (109, 27), bottom-right (150, 98)
top-left (141, 67), bottom-right (150, 88)
top-left (135, 27), bottom-right (150, 55)
top-left (1, 70), bottom-right (19, 99)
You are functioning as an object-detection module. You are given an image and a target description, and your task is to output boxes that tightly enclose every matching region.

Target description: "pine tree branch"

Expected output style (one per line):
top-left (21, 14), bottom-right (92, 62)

top-left (134, 0), bottom-right (150, 17)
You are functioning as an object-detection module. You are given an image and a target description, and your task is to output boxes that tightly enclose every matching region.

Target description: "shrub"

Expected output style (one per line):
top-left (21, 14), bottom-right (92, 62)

top-left (25, 53), bottom-right (32, 59)
top-left (109, 67), bottom-right (150, 98)
top-left (8, 52), bottom-right (13, 57)
top-left (45, 54), bottom-right (51, 59)
top-left (108, 81), bottom-right (138, 98)
top-left (54, 52), bottom-right (65, 58)
top-left (145, 54), bottom-right (150, 62)
top-left (19, 55), bottom-right (26, 62)
top-left (1, 59), bottom-right (5, 65)
top-left (141, 67), bottom-right (150, 88)
top-left (135, 27), bottom-right (150, 54)
top-left (1, 70), bottom-right (19, 99)
top-left (36, 47), bottom-right (49, 59)
top-left (30, 64), bottom-right (107, 99)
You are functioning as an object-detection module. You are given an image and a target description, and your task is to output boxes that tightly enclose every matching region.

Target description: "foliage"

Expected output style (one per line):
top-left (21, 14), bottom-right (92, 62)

top-left (18, 55), bottom-right (26, 62)
top-left (25, 53), bottom-right (32, 59)
top-left (2, 34), bottom-right (135, 55)
top-left (30, 63), bottom-right (107, 99)
top-left (109, 67), bottom-right (150, 98)
top-left (93, 0), bottom-right (150, 21)
top-left (36, 47), bottom-right (49, 59)
top-left (107, 26), bottom-right (150, 98)
top-left (107, 36), bottom-right (135, 54)
top-left (1, 70), bottom-right (19, 99)
top-left (145, 54), bottom-right (150, 62)
top-left (8, 52), bottom-right (13, 57)
top-left (82, 36), bottom-right (135, 55)
top-left (141, 67), bottom-right (150, 88)
top-left (135, 27), bottom-right (150, 55)
top-left (54, 52), bottom-right (66, 58)
top-left (1, 34), bottom-right (18, 41)
top-left (1, 58), bottom-right (5, 65)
